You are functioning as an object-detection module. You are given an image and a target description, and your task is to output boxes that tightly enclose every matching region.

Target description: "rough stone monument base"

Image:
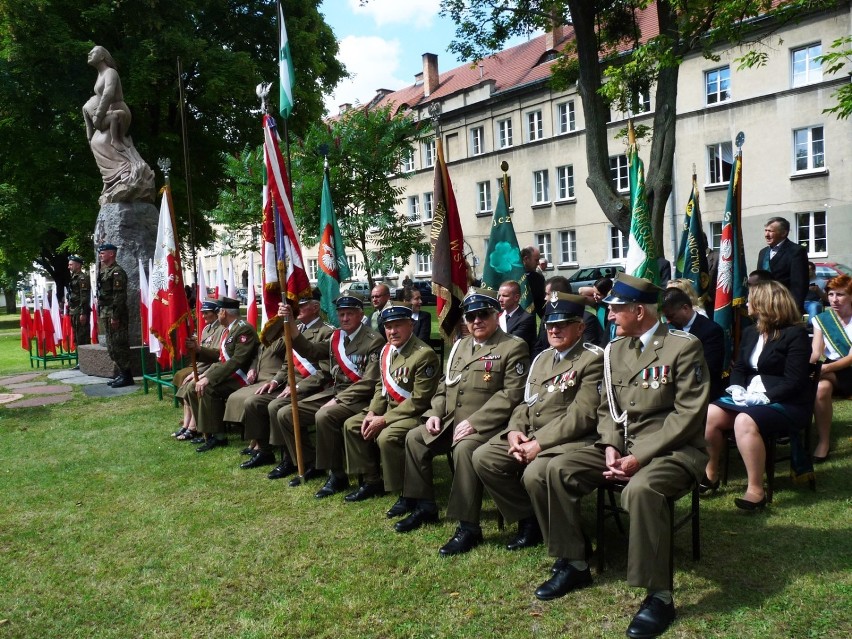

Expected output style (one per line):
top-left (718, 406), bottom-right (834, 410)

top-left (78, 344), bottom-right (154, 379)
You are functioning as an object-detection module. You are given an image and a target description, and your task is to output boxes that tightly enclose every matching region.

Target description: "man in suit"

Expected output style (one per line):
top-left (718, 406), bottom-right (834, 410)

top-left (394, 287), bottom-right (529, 557)
top-left (274, 292), bottom-right (385, 497)
top-left (342, 303), bottom-right (440, 503)
top-left (498, 280), bottom-right (537, 353)
top-left (473, 292), bottom-right (603, 552)
top-left (366, 283), bottom-right (390, 337)
top-left (185, 297), bottom-right (260, 452)
top-left (662, 288), bottom-right (725, 400)
top-left (536, 273), bottom-right (709, 639)
top-left (522, 246), bottom-right (546, 317)
top-left (756, 216), bottom-right (809, 311)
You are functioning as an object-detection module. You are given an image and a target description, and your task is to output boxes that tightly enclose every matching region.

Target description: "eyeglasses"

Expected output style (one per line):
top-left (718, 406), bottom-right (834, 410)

top-left (464, 310), bottom-right (491, 322)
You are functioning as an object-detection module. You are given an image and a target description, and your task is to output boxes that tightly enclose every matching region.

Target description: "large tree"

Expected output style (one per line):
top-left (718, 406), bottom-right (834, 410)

top-left (0, 0), bottom-right (345, 294)
top-left (440, 0), bottom-right (844, 254)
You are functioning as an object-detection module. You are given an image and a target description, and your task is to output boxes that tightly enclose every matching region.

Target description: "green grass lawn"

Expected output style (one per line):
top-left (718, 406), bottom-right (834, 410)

top-left (0, 346), bottom-right (850, 638)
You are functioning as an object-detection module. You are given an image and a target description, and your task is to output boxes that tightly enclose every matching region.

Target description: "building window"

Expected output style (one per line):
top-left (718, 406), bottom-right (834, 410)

top-left (496, 175), bottom-right (512, 208)
top-left (707, 142), bottom-right (733, 185)
top-left (705, 66), bottom-right (730, 105)
top-left (556, 165), bottom-right (575, 200)
top-left (709, 222), bottom-right (723, 250)
top-left (557, 101), bottom-right (575, 134)
top-left (416, 252), bottom-right (432, 274)
top-left (401, 149), bottom-right (414, 173)
top-left (626, 92), bottom-right (652, 117)
top-left (307, 259), bottom-right (318, 281)
top-left (558, 230), bottom-right (577, 265)
top-left (407, 195), bottom-right (420, 223)
top-left (527, 110), bottom-right (543, 141)
top-left (424, 139), bottom-right (436, 168)
top-left (533, 170), bottom-right (550, 204)
top-left (609, 155), bottom-right (629, 193)
top-left (477, 181), bottom-right (492, 214)
top-left (470, 126), bottom-right (484, 156)
top-left (423, 192), bottom-right (434, 222)
top-left (796, 211), bottom-right (827, 256)
top-left (609, 226), bottom-right (628, 261)
top-left (793, 126), bottom-right (825, 172)
top-left (535, 233), bottom-right (552, 263)
top-left (497, 118), bottom-right (513, 148)
top-left (346, 254), bottom-right (358, 275)
top-left (792, 43), bottom-right (822, 87)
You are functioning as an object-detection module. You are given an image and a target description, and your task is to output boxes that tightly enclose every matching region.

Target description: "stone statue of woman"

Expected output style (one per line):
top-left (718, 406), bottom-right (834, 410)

top-left (83, 46), bottom-right (154, 205)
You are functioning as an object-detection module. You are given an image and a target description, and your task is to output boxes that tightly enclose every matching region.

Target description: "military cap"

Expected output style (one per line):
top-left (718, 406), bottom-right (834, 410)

top-left (218, 296), bottom-right (240, 310)
top-left (299, 287), bottom-right (322, 304)
top-left (97, 243), bottom-right (118, 252)
top-left (334, 292), bottom-right (365, 309)
top-left (380, 302), bottom-right (413, 323)
top-left (68, 255), bottom-right (84, 264)
top-left (603, 272), bottom-right (663, 305)
top-left (200, 300), bottom-right (219, 312)
top-left (461, 286), bottom-right (500, 313)
top-left (544, 292), bottom-right (588, 324)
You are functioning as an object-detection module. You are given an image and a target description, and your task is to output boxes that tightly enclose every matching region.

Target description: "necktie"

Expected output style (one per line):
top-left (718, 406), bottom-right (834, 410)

top-left (344, 334), bottom-right (351, 347)
top-left (630, 337), bottom-right (642, 358)
top-left (473, 343), bottom-right (482, 354)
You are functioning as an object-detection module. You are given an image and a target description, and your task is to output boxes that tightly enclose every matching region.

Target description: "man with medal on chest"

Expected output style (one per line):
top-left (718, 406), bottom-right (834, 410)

top-left (473, 292), bottom-right (604, 552)
top-left (273, 292), bottom-right (385, 497)
top-left (536, 273), bottom-right (709, 639)
top-left (394, 287), bottom-right (529, 557)
top-left (342, 303), bottom-right (440, 505)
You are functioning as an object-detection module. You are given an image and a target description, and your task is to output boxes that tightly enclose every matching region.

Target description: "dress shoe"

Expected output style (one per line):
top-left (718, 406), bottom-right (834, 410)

top-left (286, 465), bottom-right (324, 485)
top-left (190, 435), bottom-right (206, 444)
top-left (698, 474), bottom-right (720, 495)
top-left (240, 450), bottom-right (276, 469)
top-left (196, 437), bottom-right (227, 453)
top-left (240, 447), bottom-right (256, 456)
top-left (625, 595), bottom-right (676, 639)
top-left (344, 482), bottom-right (386, 502)
top-left (813, 450), bottom-right (830, 464)
top-left (106, 374), bottom-right (122, 387)
top-left (551, 557), bottom-right (569, 574)
top-left (111, 370), bottom-right (135, 388)
top-left (386, 496), bottom-right (414, 518)
top-left (506, 517), bottom-right (543, 551)
top-left (314, 474), bottom-right (349, 499)
top-left (394, 507), bottom-right (439, 533)
top-left (734, 495), bottom-right (767, 511)
top-left (534, 565), bottom-right (592, 601)
top-left (439, 527), bottom-right (483, 557)
top-left (268, 460), bottom-right (298, 480)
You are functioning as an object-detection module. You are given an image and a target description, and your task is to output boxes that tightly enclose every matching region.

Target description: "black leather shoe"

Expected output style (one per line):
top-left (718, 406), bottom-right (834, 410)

top-left (190, 435), bottom-right (206, 444)
top-left (734, 495), bottom-right (767, 511)
top-left (534, 565), bottom-right (592, 600)
top-left (314, 474), bottom-right (349, 499)
top-left (506, 517), bottom-right (543, 551)
top-left (268, 460), bottom-right (298, 480)
top-left (551, 557), bottom-right (569, 574)
top-left (394, 507), bottom-right (439, 533)
top-left (386, 496), bottom-right (414, 518)
top-left (240, 447), bottom-right (256, 456)
top-left (196, 437), bottom-right (227, 453)
top-left (106, 374), bottom-right (122, 387)
top-left (111, 370), bottom-right (135, 388)
top-left (287, 466), bottom-right (324, 486)
top-left (344, 483), bottom-right (386, 502)
top-left (240, 450), bottom-right (276, 469)
top-left (625, 595), bottom-right (676, 639)
top-left (698, 474), bottom-right (720, 495)
top-left (439, 527), bottom-right (483, 557)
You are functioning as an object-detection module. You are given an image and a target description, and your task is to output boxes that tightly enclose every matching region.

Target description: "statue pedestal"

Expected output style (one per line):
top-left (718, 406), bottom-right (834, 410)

top-left (78, 343), bottom-right (154, 378)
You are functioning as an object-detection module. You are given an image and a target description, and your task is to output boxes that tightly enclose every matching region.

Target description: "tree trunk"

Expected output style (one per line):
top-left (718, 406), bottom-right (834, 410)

top-left (4, 287), bottom-right (17, 314)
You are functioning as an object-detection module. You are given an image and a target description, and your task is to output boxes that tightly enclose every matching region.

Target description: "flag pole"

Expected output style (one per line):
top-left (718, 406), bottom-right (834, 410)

top-left (732, 132), bottom-right (745, 362)
top-left (177, 57), bottom-right (198, 289)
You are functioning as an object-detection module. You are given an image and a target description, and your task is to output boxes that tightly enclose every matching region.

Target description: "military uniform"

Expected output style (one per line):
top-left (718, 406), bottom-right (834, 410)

top-left (343, 335), bottom-right (440, 492)
top-left (174, 319), bottom-right (223, 399)
top-left (98, 261), bottom-right (130, 371)
top-left (188, 318), bottom-right (259, 436)
top-left (68, 269), bottom-right (91, 347)
top-left (223, 321), bottom-right (286, 425)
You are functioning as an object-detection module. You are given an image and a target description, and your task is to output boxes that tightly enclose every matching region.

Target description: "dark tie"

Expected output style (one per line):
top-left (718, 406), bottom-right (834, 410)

top-left (630, 337), bottom-right (642, 358)
top-left (344, 335), bottom-right (350, 347)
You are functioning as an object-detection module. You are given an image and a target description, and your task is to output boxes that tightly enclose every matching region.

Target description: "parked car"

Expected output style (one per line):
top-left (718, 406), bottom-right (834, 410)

top-left (394, 279), bottom-right (437, 305)
top-left (341, 280), bottom-right (371, 297)
top-left (566, 264), bottom-right (625, 291)
top-left (813, 262), bottom-right (852, 290)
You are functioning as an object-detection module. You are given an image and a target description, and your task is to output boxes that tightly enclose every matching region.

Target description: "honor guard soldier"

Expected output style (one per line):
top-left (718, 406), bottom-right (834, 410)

top-left (272, 292), bottom-right (384, 496)
top-left (473, 293), bottom-right (603, 552)
top-left (185, 296), bottom-right (259, 452)
top-left (395, 287), bottom-right (529, 557)
top-left (96, 243), bottom-right (133, 387)
top-left (67, 255), bottom-right (91, 354)
top-left (342, 303), bottom-right (440, 505)
top-left (536, 273), bottom-right (710, 639)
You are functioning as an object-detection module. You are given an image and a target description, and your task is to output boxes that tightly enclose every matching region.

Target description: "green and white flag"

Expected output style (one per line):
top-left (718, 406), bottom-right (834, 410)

top-left (278, 2), bottom-right (295, 119)
top-left (481, 187), bottom-right (532, 311)
top-left (317, 167), bottom-right (350, 325)
top-left (625, 144), bottom-right (660, 285)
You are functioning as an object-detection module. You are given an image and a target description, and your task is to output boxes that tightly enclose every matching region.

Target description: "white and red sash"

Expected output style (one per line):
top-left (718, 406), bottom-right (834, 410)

top-left (292, 349), bottom-right (318, 379)
top-left (219, 326), bottom-right (249, 386)
top-left (381, 344), bottom-right (411, 404)
top-left (332, 329), bottom-right (362, 383)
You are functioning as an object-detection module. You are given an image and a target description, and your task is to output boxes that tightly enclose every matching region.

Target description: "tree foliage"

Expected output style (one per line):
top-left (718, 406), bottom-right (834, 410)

top-left (0, 0), bottom-right (345, 292)
top-left (817, 35), bottom-right (852, 120)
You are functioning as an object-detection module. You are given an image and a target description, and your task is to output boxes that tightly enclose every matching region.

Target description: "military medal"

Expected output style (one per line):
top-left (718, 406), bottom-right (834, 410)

top-left (483, 360), bottom-right (493, 382)
top-left (641, 368), bottom-right (650, 389)
top-left (567, 371), bottom-right (576, 387)
top-left (661, 365), bottom-right (670, 385)
top-left (651, 366), bottom-right (660, 389)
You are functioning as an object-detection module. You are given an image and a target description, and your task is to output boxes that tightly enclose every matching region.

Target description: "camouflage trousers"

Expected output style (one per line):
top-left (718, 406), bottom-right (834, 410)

top-left (105, 319), bottom-right (131, 371)
top-left (71, 312), bottom-right (90, 348)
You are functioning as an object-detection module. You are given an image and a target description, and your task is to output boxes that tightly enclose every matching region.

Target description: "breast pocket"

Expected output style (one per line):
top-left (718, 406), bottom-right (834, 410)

top-left (470, 361), bottom-right (504, 391)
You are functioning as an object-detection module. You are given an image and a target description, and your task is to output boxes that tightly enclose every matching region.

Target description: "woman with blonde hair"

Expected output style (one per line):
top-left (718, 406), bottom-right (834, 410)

top-left (701, 280), bottom-right (811, 509)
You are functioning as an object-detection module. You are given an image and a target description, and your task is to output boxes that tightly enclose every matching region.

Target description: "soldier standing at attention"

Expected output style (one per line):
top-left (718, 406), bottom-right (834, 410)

top-left (97, 243), bottom-right (133, 387)
top-left (67, 255), bottom-right (91, 356)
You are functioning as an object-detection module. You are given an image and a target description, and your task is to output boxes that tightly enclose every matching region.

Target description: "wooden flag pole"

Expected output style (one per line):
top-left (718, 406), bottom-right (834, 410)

top-left (278, 264), bottom-right (306, 481)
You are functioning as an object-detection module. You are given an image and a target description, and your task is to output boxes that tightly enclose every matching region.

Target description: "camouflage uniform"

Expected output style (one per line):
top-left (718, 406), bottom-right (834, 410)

top-left (98, 262), bottom-right (131, 371)
top-left (68, 270), bottom-right (91, 347)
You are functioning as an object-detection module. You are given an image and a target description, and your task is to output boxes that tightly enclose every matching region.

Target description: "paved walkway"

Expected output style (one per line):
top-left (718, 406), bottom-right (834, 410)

top-left (0, 370), bottom-right (139, 408)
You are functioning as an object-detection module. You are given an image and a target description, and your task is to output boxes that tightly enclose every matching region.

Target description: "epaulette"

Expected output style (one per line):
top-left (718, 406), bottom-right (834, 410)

top-left (506, 334), bottom-right (524, 343)
top-left (610, 335), bottom-right (627, 342)
top-left (322, 322), bottom-right (335, 329)
top-left (582, 342), bottom-right (605, 356)
top-left (668, 328), bottom-right (695, 340)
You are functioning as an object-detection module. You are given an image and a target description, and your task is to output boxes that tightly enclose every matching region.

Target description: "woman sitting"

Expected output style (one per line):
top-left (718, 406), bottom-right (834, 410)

top-left (702, 280), bottom-right (811, 510)
top-left (810, 274), bottom-right (852, 462)
top-left (404, 287), bottom-right (432, 341)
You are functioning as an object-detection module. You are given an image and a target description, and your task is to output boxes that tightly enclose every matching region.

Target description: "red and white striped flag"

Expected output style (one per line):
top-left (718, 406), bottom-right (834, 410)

top-left (90, 285), bottom-right (99, 344)
top-left (216, 255), bottom-right (226, 300)
top-left (20, 290), bottom-right (32, 350)
top-left (139, 258), bottom-right (150, 346)
top-left (246, 251), bottom-right (258, 329)
top-left (195, 258), bottom-right (208, 332)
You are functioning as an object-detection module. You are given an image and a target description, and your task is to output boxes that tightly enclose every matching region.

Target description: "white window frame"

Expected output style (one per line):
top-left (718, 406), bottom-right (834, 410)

top-left (706, 142), bottom-right (733, 185)
top-left (709, 221), bottom-right (723, 251)
top-left (407, 195), bottom-right (421, 224)
top-left (609, 226), bottom-right (628, 261)
top-left (558, 230), bottom-right (578, 265)
top-left (793, 125), bottom-right (825, 173)
top-left (795, 211), bottom-right (828, 258)
top-left (346, 254), bottom-right (358, 275)
top-left (415, 252), bottom-right (432, 275)
top-left (497, 118), bottom-right (513, 148)
top-left (423, 192), bottom-right (434, 222)
top-left (555, 165), bottom-right (575, 201)
top-left (424, 139), bottom-right (436, 168)
top-left (557, 101), bottom-right (575, 134)
top-left (527, 110), bottom-right (543, 142)
top-left (535, 232), bottom-right (552, 264)
top-left (401, 148), bottom-right (414, 173)
top-left (705, 66), bottom-right (731, 105)
top-left (477, 181), bottom-right (492, 214)
top-left (609, 155), bottom-right (629, 193)
top-left (532, 170), bottom-right (550, 204)
top-left (307, 258), bottom-right (318, 281)
top-left (791, 43), bottom-right (822, 87)
top-left (470, 126), bottom-right (484, 156)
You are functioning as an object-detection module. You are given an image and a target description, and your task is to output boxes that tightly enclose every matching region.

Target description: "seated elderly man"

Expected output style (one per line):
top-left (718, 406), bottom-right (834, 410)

top-left (342, 303), bottom-right (440, 504)
top-left (394, 287), bottom-right (529, 557)
top-left (473, 293), bottom-right (603, 551)
top-left (538, 273), bottom-right (709, 639)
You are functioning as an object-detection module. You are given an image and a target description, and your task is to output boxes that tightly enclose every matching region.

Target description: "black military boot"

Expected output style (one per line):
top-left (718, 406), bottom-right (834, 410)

top-left (112, 369), bottom-right (135, 388)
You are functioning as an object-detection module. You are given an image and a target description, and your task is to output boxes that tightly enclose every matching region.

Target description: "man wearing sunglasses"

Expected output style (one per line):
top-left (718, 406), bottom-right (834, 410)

top-left (394, 287), bottom-right (529, 557)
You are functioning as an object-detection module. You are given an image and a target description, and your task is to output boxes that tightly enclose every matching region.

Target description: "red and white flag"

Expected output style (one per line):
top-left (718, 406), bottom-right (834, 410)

top-left (90, 285), bottom-right (99, 344)
top-left (247, 252), bottom-right (258, 329)
top-left (38, 290), bottom-right (57, 356)
top-left (195, 257), bottom-right (208, 332)
top-left (61, 295), bottom-right (75, 353)
top-left (20, 290), bottom-right (32, 350)
top-left (139, 258), bottom-right (150, 346)
top-left (216, 255), bottom-right (226, 300)
top-left (227, 256), bottom-right (238, 300)
top-left (50, 287), bottom-right (63, 346)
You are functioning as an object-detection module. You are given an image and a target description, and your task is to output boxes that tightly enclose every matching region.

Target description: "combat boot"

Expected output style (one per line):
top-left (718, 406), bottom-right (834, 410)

top-left (112, 369), bottom-right (135, 388)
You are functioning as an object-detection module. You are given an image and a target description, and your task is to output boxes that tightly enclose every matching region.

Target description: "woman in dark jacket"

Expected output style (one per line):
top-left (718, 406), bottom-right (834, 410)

top-left (702, 280), bottom-right (811, 510)
top-left (406, 288), bottom-right (431, 341)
